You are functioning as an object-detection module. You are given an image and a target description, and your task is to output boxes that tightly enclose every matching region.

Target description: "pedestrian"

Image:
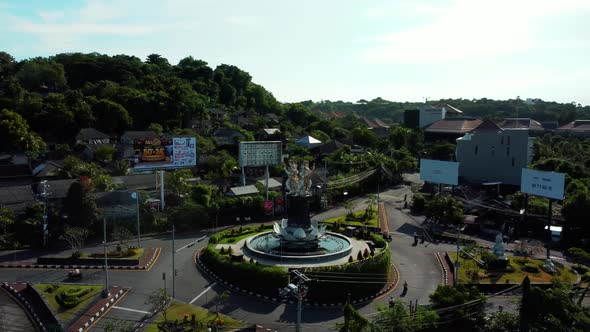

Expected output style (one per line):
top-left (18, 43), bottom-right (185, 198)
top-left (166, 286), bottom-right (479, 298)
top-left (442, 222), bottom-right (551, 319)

top-left (389, 296), bottom-right (395, 308)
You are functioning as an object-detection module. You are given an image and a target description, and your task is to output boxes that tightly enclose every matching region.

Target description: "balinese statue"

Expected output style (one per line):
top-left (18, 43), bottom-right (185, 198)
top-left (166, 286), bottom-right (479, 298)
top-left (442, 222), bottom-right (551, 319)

top-left (286, 160), bottom-right (299, 196)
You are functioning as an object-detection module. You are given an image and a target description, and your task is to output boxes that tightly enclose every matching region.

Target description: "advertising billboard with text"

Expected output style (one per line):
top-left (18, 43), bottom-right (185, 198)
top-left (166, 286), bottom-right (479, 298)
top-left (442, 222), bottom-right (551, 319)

top-left (239, 141), bottom-right (282, 167)
top-left (420, 159), bottom-right (459, 185)
top-left (133, 136), bottom-right (197, 170)
top-left (521, 168), bottom-right (565, 200)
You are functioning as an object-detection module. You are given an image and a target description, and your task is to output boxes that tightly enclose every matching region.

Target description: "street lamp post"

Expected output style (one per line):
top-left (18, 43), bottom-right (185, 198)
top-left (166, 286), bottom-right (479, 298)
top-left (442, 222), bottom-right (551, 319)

top-left (103, 217), bottom-right (110, 297)
top-left (279, 270), bottom-right (309, 332)
top-left (131, 191), bottom-right (141, 248)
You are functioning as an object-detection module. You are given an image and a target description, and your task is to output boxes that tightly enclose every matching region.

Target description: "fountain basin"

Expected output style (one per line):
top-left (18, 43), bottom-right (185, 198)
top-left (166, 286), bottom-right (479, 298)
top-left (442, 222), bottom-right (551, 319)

top-left (244, 231), bottom-right (353, 263)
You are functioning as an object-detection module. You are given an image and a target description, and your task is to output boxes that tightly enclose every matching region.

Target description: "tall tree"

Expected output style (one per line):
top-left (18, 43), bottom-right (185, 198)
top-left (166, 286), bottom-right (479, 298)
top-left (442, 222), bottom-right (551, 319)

top-left (0, 109), bottom-right (46, 157)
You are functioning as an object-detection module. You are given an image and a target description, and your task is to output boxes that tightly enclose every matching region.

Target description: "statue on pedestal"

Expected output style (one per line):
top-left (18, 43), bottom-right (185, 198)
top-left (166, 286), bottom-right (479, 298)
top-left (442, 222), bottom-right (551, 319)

top-left (492, 233), bottom-right (507, 260)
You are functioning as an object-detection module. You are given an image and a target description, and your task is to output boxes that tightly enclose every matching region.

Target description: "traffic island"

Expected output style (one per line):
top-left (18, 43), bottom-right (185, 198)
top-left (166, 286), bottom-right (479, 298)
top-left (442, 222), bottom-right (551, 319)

top-left (0, 247), bottom-right (161, 270)
top-left (447, 251), bottom-right (579, 292)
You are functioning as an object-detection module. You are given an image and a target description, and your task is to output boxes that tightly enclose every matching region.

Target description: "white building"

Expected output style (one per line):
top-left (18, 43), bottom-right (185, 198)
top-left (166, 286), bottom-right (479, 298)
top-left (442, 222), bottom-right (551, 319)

top-left (455, 120), bottom-right (535, 186)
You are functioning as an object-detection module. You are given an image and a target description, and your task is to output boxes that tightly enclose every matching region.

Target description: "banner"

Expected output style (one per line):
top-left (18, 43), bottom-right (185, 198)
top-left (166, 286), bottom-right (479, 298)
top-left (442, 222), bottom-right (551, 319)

top-left (133, 137), bottom-right (197, 170)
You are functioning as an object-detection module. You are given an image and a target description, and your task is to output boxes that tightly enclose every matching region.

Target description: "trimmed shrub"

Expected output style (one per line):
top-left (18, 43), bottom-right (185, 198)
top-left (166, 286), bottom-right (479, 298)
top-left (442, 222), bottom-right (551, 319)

top-left (357, 251), bottom-right (363, 261)
top-left (572, 264), bottom-right (590, 274)
top-left (411, 194), bottom-right (426, 212)
top-left (55, 287), bottom-right (92, 309)
top-left (524, 263), bottom-right (540, 273)
top-left (200, 245), bottom-right (288, 296)
top-left (370, 233), bottom-right (386, 248)
top-left (567, 247), bottom-right (590, 262)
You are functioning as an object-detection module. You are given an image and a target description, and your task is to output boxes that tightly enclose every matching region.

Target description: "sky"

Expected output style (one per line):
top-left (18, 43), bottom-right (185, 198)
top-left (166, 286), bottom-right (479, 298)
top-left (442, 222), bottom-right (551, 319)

top-left (1, 0), bottom-right (590, 105)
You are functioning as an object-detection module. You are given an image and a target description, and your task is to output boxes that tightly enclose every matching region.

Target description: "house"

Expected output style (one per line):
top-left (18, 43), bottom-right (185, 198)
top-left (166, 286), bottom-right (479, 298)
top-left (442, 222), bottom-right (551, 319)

top-left (212, 128), bottom-right (246, 147)
top-left (259, 128), bottom-right (281, 140)
top-left (209, 108), bottom-right (228, 122)
top-left (455, 120), bottom-right (535, 186)
top-left (556, 120), bottom-right (590, 138)
top-left (295, 135), bottom-right (322, 149)
top-left (32, 160), bottom-right (64, 180)
top-left (0, 184), bottom-right (36, 213)
top-left (257, 177), bottom-right (282, 191)
top-left (496, 118), bottom-right (544, 136)
top-left (226, 185), bottom-right (259, 197)
top-left (120, 131), bottom-right (159, 145)
top-left (34, 179), bottom-right (77, 203)
top-left (310, 140), bottom-right (345, 157)
top-left (0, 154), bottom-right (33, 187)
top-left (75, 128), bottom-right (110, 145)
top-left (424, 117), bottom-right (483, 142)
top-left (405, 104), bottom-right (463, 129)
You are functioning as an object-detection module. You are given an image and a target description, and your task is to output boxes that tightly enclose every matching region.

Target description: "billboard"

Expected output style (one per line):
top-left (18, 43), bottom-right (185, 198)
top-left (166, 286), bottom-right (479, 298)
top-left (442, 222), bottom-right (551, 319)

top-left (521, 168), bottom-right (565, 200)
top-left (133, 137), bottom-right (197, 170)
top-left (420, 159), bottom-right (459, 186)
top-left (239, 141), bottom-right (282, 167)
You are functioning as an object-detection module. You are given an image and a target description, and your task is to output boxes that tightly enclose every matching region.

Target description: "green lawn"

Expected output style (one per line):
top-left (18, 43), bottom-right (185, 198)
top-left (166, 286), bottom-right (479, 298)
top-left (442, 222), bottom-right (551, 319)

top-left (88, 248), bottom-right (145, 259)
top-left (36, 283), bottom-right (102, 323)
top-left (448, 252), bottom-right (578, 284)
top-left (145, 301), bottom-right (246, 332)
top-left (322, 207), bottom-right (378, 227)
top-left (215, 226), bottom-right (272, 244)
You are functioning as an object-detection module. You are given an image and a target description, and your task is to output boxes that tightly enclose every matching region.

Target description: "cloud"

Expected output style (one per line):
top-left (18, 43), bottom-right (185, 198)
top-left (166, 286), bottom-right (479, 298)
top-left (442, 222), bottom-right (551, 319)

top-left (360, 0), bottom-right (590, 64)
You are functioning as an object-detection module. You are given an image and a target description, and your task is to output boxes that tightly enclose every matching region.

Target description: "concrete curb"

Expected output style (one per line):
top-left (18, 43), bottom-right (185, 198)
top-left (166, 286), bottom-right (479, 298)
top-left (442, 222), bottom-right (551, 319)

top-left (77, 289), bottom-right (125, 332)
top-left (434, 252), bottom-right (449, 285)
top-left (1, 282), bottom-right (48, 332)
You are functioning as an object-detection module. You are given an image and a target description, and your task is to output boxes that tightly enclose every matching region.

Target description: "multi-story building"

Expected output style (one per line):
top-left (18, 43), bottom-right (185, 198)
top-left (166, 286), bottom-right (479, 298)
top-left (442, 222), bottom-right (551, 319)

top-left (455, 120), bottom-right (535, 186)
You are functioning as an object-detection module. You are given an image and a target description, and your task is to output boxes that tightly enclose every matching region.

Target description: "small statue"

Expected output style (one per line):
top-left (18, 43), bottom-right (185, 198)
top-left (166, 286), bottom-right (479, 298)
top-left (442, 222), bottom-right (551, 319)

top-left (285, 160), bottom-right (299, 195)
top-left (492, 233), bottom-right (505, 257)
top-left (303, 161), bottom-right (313, 194)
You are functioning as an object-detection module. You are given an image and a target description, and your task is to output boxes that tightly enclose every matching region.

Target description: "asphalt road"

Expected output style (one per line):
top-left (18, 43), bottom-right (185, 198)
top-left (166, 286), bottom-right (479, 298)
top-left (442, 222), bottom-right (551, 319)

top-left (0, 175), bottom-right (451, 331)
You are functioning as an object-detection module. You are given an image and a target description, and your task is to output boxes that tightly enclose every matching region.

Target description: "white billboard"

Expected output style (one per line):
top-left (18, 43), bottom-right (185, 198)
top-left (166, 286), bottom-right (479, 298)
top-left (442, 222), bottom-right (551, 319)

top-left (133, 136), bottom-right (197, 170)
top-left (239, 141), bottom-right (282, 167)
top-left (521, 168), bottom-right (565, 200)
top-left (420, 159), bottom-right (459, 186)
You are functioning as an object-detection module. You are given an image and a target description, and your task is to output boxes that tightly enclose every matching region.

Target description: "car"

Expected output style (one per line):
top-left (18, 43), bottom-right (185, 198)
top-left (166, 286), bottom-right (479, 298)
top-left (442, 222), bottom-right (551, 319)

top-left (68, 269), bottom-right (82, 280)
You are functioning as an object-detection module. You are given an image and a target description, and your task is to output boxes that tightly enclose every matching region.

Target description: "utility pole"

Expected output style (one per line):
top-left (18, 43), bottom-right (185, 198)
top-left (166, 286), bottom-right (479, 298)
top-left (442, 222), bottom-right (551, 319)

top-left (454, 224), bottom-right (460, 287)
top-left (172, 224), bottom-right (176, 299)
top-left (547, 199), bottom-right (553, 260)
top-left (280, 270), bottom-right (310, 332)
top-left (160, 170), bottom-right (166, 211)
top-left (40, 180), bottom-right (49, 247)
top-left (132, 191), bottom-right (141, 248)
top-left (103, 217), bottom-right (110, 297)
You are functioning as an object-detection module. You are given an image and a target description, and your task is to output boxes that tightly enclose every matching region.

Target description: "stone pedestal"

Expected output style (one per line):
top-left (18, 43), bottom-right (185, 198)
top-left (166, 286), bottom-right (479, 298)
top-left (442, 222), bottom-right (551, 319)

top-left (286, 196), bottom-right (311, 229)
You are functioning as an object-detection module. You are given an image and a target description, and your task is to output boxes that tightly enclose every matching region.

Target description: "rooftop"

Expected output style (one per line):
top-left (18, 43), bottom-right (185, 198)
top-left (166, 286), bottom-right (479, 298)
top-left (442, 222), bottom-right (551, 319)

top-left (76, 128), bottom-right (110, 141)
top-left (228, 185), bottom-right (259, 196)
top-left (496, 118), bottom-right (544, 131)
top-left (424, 117), bottom-right (483, 134)
top-left (557, 120), bottom-right (590, 132)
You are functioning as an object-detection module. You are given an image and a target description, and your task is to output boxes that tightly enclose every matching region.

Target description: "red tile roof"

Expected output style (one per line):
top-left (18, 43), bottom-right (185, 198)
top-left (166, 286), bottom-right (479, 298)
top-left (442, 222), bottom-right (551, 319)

top-left (424, 117), bottom-right (483, 134)
top-left (472, 119), bottom-right (503, 133)
top-left (557, 120), bottom-right (590, 133)
top-left (496, 118), bottom-right (544, 131)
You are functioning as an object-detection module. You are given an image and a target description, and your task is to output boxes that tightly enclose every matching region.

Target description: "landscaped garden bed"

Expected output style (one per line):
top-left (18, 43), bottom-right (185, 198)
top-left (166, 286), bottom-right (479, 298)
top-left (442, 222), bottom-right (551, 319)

top-left (35, 283), bottom-right (102, 324)
top-left (145, 301), bottom-right (245, 332)
top-left (448, 251), bottom-right (577, 285)
top-left (323, 206), bottom-right (378, 228)
top-left (37, 248), bottom-right (145, 266)
top-left (209, 224), bottom-right (273, 245)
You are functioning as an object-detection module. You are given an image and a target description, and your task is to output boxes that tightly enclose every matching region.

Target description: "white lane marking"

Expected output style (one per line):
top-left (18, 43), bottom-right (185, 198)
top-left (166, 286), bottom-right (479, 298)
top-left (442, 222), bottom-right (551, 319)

top-left (189, 282), bottom-right (217, 304)
top-left (112, 306), bottom-right (149, 314)
top-left (176, 235), bottom-right (207, 253)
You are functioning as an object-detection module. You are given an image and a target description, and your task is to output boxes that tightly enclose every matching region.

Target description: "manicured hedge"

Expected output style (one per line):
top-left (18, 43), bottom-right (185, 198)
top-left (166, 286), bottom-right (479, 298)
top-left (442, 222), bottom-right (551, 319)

top-left (303, 249), bottom-right (391, 302)
top-left (200, 245), bottom-right (288, 296)
top-left (56, 287), bottom-right (93, 309)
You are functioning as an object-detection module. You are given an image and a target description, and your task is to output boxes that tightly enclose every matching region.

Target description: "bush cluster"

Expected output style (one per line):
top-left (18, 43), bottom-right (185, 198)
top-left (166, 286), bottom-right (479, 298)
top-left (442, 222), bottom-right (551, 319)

top-left (200, 245), bottom-right (288, 296)
top-left (524, 263), bottom-right (540, 273)
top-left (567, 247), bottom-right (590, 262)
top-left (303, 249), bottom-right (391, 302)
top-left (56, 287), bottom-right (93, 309)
